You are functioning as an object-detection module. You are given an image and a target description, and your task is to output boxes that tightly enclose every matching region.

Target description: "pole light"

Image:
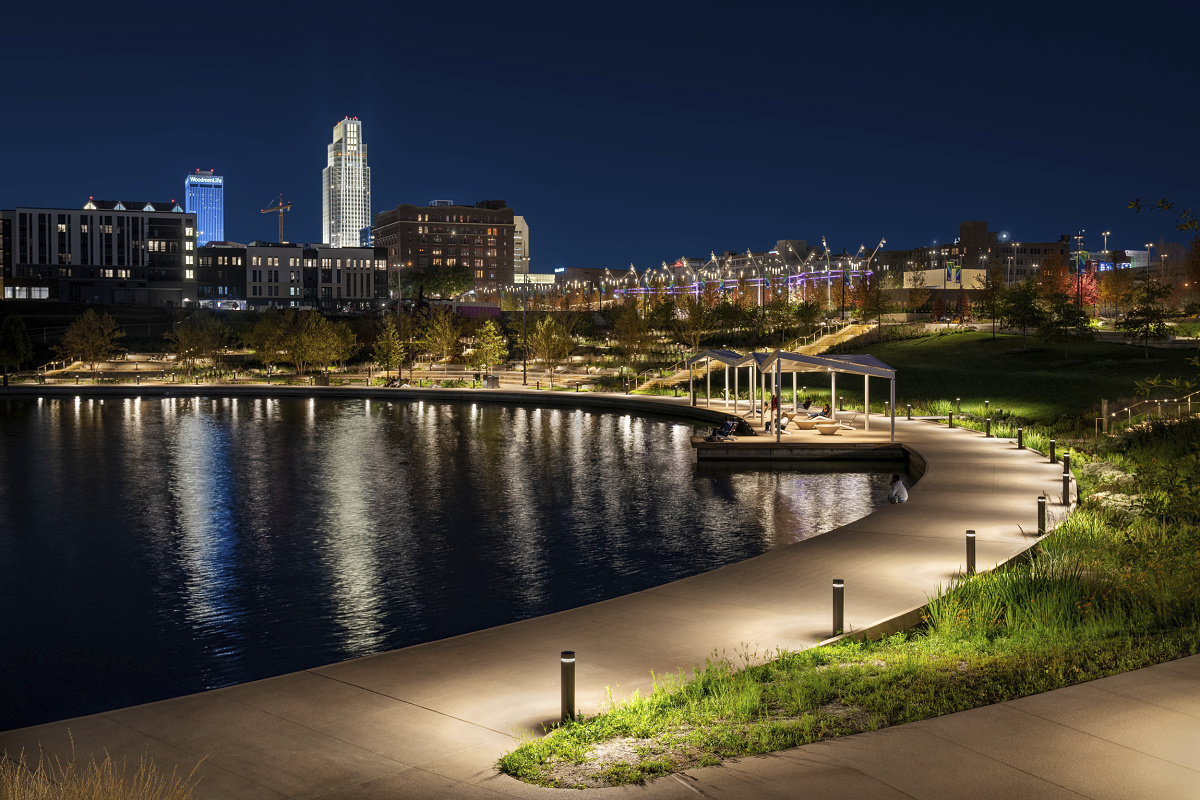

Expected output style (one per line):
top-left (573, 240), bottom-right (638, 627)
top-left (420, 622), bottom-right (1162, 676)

top-left (560, 651), bottom-right (576, 724)
top-left (966, 530), bottom-right (976, 575)
top-left (832, 579), bottom-right (845, 636)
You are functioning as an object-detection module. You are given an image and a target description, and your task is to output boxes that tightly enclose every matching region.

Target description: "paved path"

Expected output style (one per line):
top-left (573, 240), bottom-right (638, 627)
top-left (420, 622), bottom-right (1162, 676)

top-left (5, 391), bottom-right (1190, 798)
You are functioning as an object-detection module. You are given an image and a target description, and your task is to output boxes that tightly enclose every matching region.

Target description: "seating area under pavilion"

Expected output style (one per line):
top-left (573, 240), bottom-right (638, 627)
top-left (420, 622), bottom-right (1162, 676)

top-left (686, 349), bottom-right (898, 442)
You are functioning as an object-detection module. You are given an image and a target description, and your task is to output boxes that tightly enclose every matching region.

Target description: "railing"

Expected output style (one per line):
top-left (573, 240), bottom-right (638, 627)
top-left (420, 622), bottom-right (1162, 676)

top-left (1108, 390), bottom-right (1200, 430)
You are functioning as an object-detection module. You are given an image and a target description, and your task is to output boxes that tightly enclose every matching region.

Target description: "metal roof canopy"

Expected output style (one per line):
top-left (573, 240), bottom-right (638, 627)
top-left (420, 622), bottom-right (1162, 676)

top-left (760, 351), bottom-right (895, 379)
top-left (756, 350), bottom-right (897, 442)
top-left (685, 349), bottom-right (749, 367)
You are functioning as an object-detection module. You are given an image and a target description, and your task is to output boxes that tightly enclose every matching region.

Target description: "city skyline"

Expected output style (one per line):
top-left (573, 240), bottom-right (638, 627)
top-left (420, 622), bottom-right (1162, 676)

top-left (1, 3), bottom-right (1197, 270)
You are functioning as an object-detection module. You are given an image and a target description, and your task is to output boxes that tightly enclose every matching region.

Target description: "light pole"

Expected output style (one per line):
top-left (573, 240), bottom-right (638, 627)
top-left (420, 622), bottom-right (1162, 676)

top-left (1145, 243), bottom-right (1155, 282)
top-left (522, 277), bottom-right (528, 385)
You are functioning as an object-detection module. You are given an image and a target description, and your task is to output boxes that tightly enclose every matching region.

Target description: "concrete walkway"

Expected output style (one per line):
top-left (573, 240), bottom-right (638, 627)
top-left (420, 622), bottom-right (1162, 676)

top-left (3, 391), bottom-right (1191, 798)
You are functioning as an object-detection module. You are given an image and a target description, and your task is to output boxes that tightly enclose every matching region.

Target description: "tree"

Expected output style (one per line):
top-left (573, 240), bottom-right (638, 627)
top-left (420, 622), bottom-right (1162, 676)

top-left (612, 305), bottom-right (650, 372)
top-left (247, 309), bottom-right (289, 373)
top-left (973, 265), bottom-right (1006, 339)
top-left (327, 320), bottom-right (361, 371)
top-left (0, 316), bottom-right (33, 385)
top-left (56, 308), bottom-right (125, 379)
top-left (1036, 254), bottom-right (1073, 301)
top-left (856, 272), bottom-right (890, 328)
top-left (906, 269), bottom-right (930, 314)
top-left (955, 286), bottom-right (971, 322)
top-left (930, 291), bottom-right (946, 321)
top-left (469, 319), bottom-right (507, 375)
top-left (421, 306), bottom-right (461, 365)
top-left (1000, 278), bottom-right (1044, 346)
top-left (166, 313), bottom-right (229, 378)
top-left (1038, 286), bottom-right (1093, 359)
top-left (1119, 278), bottom-right (1175, 358)
top-left (284, 311), bottom-right (330, 376)
top-left (527, 314), bottom-right (574, 386)
top-left (1099, 267), bottom-right (1135, 318)
top-left (394, 262), bottom-right (473, 299)
top-left (794, 300), bottom-right (823, 337)
top-left (672, 293), bottom-right (714, 355)
top-left (1128, 197), bottom-right (1199, 233)
top-left (372, 316), bottom-right (404, 379)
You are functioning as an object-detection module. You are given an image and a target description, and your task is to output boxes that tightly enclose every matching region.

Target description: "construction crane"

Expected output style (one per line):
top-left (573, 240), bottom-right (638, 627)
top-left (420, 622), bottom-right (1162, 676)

top-left (260, 194), bottom-right (292, 242)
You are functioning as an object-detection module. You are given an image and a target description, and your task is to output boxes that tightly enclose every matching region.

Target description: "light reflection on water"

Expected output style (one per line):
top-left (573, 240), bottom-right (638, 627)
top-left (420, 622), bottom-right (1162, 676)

top-left (0, 397), bottom-right (906, 730)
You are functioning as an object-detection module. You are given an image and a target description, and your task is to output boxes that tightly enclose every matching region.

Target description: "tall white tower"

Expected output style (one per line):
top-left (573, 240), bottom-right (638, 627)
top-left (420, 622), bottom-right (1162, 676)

top-left (321, 117), bottom-right (371, 247)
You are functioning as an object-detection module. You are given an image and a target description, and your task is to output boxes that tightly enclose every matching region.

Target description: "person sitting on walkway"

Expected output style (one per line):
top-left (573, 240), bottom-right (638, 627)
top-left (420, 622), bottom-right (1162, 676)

top-left (888, 474), bottom-right (908, 504)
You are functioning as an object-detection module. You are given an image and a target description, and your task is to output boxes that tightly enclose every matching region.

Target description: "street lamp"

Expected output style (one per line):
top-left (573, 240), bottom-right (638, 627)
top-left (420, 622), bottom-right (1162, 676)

top-left (1145, 243), bottom-right (1155, 281)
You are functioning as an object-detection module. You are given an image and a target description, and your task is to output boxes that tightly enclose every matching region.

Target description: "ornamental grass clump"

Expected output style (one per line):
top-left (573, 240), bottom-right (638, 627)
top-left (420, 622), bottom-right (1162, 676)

top-left (0, 746), bottom-right (197, 800)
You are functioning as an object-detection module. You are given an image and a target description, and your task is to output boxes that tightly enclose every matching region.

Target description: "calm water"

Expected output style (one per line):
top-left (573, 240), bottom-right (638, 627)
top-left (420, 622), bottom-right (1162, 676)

top-left (0, 396), bottom-right (905, 729)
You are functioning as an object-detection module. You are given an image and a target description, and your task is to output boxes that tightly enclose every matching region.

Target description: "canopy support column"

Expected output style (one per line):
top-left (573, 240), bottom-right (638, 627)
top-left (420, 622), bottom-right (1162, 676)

top-left (792, 372), bottom-right (797, 413)
top-left (864, 373), bottom-right (870, 432)
top-left (775, 360), bottom-right (782, 443)
top-left (890, 378), bottom-right (896, 442)
top-left (689, 365), bottom-right (694, 406)
top-left (734, 365), bottom-right (739, 415)
top-left (724, 364), bottom-right (730, 408)
top-left (831, 371), bottom-right (837, 419)
top-left (705, 358), bottom-right (711, 408)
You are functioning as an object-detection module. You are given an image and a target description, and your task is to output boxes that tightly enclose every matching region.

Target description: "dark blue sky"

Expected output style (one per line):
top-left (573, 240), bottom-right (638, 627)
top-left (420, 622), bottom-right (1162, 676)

top-left (3, 1), bottom-right (1197, 268)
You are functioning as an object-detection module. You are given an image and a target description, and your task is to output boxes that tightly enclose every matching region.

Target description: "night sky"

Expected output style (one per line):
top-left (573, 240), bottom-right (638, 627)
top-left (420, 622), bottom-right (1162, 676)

top-left (3, 1), bottom-right (1197, 267)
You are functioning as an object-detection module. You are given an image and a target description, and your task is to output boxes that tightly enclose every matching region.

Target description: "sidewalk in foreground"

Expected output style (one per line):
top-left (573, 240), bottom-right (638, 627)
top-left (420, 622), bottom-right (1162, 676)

top-left (5, 401), bottom-right (1188, 799)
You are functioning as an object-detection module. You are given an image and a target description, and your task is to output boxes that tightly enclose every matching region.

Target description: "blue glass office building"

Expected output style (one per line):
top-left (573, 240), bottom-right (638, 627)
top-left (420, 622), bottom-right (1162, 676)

top-left (184, 169), bottom-right (224, 245)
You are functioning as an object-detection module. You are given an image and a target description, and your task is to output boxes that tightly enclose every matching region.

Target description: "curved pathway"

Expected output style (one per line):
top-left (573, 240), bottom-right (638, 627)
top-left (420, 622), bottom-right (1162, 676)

top-left (4, 388), bottom-right (1190, 799)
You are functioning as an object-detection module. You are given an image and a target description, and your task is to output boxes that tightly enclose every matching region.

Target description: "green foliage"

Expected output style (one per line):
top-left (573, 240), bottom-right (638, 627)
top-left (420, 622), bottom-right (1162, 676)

top-left (1118, 278), bottom-right (1175, 358)
top-left (55, 308), bottom-right (126, 378)
top-left (393, 261), bottom-right (473, 298)
top-left (468, 319), bottom-right (507, 373)
top-left (0, 316), bottom-right (34, 376)
top-left (999, 278), bottom-right (1044, 345)
top-left (526, 314), bottom-right (575, 385)
top-left (420, 307), bottom-right (461, 363)
top-left (672, 294), bottom-right (714, 354)
top-left (612, 306), bottom-right (650, 367)
top-left (166, 313), bottom-right (230, 377)
top-left (371, 316), bottom-right (405, 377)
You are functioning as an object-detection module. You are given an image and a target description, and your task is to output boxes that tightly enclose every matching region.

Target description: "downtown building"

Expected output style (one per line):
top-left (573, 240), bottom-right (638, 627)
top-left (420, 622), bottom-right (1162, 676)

top-left (1, 200), bottom-right (197, 305)
top-left (873, 221), bottom-right (1071, 286)
top-left (373, 200), bottom-right (516, 294)
top-left (184, 169), bottom-right (224, 245)
top-left (322, 117), bottom-right (372, 248)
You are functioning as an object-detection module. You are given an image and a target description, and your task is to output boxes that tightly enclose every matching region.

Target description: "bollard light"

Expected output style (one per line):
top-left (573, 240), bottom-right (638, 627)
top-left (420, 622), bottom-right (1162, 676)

top-left (956, 397), bottom-right (961, 412)
top-left (832, 579), bottom-right (845, 636)
top-left (560, 651), bottom-right (576, 724)
top-left (966, 530), bottom-right (976, 575)
top-left (1062, 471), bottom-right (1071, 506)
top-left (984, 400), bottom-right (990, 413)
top-left (948, 411), bottom-right (954, 429)
top-left (1049, 440), bottom-right (1057, 464)
top-left (537, 380), bottom-right (540, 390)
top-left (1017, 427), bottom-right (1024, 449)
top-left (1038, 495), bottom-right (1047, 535)
top-left (1063, 453), bottom-right (1071, 475)
top-left (985, 417), bottom-right (992, 437)
top-left (907, 403), bottom-right (912, 421)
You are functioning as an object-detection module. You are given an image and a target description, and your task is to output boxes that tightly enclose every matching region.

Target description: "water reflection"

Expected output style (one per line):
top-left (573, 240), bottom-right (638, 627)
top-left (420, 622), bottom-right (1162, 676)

top-left (0, 397), bottom-right (906, 731)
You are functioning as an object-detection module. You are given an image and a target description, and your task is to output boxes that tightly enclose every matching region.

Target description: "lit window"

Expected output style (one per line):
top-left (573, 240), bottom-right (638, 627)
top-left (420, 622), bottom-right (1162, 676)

top-left (185, 270), bottom-right (194, 279)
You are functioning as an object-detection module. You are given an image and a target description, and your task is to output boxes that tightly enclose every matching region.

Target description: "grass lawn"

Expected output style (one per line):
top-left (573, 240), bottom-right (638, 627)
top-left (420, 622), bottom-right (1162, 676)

top-left (829, 330), bottom-right (1198, 427)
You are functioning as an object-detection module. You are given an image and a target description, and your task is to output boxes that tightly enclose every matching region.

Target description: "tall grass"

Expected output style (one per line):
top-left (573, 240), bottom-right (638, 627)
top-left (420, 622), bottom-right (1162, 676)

top-left (0, 748), bottom-right (197, 800)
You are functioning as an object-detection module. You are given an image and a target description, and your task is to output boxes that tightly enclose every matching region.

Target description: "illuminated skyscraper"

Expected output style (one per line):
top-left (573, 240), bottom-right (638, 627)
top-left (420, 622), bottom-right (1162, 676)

top-left (184, 169), bottom-right (223, 246)
top-left (321, 117), bottom-right (371, 248)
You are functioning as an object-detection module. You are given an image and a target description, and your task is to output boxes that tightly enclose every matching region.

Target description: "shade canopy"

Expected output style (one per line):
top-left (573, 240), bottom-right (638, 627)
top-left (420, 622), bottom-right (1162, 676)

top-left (759, 351), bottom-right (895, 380)
top-left (685, 349), bottom-right (751, 367)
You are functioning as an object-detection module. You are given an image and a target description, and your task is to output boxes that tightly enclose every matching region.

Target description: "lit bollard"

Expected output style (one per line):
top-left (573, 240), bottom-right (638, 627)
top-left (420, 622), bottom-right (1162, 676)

top-left (1062, 453), bottom-right (1070, 475)
top-left (1017, 427), bottom-right (1024, 449)
top-left (575, 384), bottom-right (579, 392)
top-left (1049, 439), bottom-right (1056, 463)
top-left (984, 400), bottom-right (990, 413)
top-left (966, 530), bottom-right (976, 575)
top-left (907, 404), bottom-right (912, 420)
top-left (839, 396), bottom-right (844, 412)
top-left (948, 411), bottom-right (954, 429)
top-left (985, 417), bottom-right (992, 437)
top-left (956, 397), bottom-right (961, 412)
top-left (832, 579), bottom-right (845, 636)
top-left (1063, 471), bottom-right (1071, 506)
top-left (1038, 496), bottom-right (1047, 536)
top-left (560, 651), bottom-right (576, 724)
top-left (536, 380), bottom-right (540, 390)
